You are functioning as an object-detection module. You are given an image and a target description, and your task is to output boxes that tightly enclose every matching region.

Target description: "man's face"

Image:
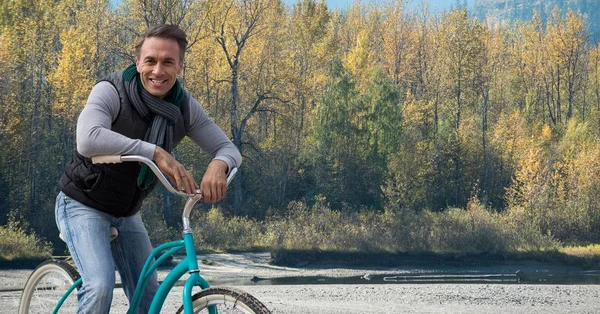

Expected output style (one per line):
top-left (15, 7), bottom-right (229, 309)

top-left (135, 37), bottom-right (183, 99)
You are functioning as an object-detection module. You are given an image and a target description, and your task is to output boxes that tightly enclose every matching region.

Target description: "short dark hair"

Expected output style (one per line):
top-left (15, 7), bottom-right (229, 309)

top-left (135, 24), bottom-right (188, 61)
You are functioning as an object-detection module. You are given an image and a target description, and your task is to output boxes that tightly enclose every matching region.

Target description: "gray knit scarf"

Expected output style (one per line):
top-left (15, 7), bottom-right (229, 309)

top-left (122, 65), bottom-right (184, 189)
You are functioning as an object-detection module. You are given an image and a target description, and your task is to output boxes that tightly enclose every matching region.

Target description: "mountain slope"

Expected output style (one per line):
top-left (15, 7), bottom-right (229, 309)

top-left (473, 0), bottom-right (600, 42)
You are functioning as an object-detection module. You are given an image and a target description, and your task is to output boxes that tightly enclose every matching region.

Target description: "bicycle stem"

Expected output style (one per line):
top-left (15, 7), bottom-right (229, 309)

top-left (182, 197), bottom-right (200, 234)
top-left (182, 168), bottom-right (237, 234)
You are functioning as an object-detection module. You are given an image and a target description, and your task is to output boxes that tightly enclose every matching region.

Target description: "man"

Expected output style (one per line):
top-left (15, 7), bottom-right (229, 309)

top-left (55, 24), bottom-right (242, 313)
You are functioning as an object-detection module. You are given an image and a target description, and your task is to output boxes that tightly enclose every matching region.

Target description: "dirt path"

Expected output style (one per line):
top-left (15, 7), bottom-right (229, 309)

top-left (2, 252), bottom-right (600, 313)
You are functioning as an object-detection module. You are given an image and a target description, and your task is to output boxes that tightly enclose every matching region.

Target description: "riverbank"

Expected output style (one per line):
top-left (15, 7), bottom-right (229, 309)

top-left (2, 252), bottom-right (600, 313)
top-left (270, 248), bottom-right (600, 270)
top-left (3, 247), bottom-right (600, 270)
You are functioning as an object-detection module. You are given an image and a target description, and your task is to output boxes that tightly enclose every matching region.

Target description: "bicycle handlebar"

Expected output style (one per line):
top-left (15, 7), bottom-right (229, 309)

top-left (92, 155), bottom-right (237, 233)
top-left (91, 155), bottom-right (238, 199)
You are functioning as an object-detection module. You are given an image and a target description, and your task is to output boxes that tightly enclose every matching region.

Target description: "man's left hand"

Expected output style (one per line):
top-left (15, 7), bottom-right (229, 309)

top-left (201, 160), bottom-right (229, 203)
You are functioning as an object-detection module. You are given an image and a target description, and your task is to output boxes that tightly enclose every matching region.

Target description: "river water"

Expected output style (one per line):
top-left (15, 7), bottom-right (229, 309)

top-left (2, 253), bottom-right (600, 313)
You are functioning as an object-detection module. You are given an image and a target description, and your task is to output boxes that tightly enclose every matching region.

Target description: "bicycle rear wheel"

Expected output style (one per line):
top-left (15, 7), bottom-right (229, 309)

top-left (18, 259), bottom-right (80, 314)
top-left (176, 287), bottom-right (271, 314)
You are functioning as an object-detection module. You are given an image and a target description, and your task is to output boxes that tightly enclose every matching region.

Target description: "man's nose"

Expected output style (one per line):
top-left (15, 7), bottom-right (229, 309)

top-left (152, 63), bottom-right (164, 75)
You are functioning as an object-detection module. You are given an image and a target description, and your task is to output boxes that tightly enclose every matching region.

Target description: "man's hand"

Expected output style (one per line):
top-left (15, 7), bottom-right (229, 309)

top-left (153, 146), bottom-right (199, 194)
top-left (200, 160), bottom-right (229, 203)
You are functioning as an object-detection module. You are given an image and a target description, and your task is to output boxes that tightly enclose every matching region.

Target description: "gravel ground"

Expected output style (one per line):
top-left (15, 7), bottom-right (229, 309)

top-left (2, 252), bottom-right (600, 313)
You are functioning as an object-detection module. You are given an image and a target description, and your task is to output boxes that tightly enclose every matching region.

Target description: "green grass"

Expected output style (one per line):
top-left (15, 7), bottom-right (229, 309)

top-left (557, 244), bottom-right (600, 267)
top-left (561, 244), bottom-right (600, 257)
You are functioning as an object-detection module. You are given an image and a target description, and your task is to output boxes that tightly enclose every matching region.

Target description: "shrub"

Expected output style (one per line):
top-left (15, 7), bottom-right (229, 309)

top-left (0, 222), bottom-right (52, 261)
top-left (194, 207), bottom-right (265, 251)
top-left (147, 197), bottom-right (562, 255)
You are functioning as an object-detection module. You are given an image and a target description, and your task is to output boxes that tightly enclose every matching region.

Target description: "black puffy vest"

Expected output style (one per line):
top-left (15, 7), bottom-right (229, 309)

top-left (58, 71), bottom-right (189, 217)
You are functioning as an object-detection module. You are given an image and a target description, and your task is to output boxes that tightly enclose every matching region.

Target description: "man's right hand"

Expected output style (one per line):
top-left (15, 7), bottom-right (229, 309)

top-left (153, 146), bottom-right (199, 194)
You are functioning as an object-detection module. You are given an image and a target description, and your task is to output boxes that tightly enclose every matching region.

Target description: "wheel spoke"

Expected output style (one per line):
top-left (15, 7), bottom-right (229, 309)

top-left (19, 260), bottom-right (79, 314)
top-left (176, 287), bottom-right (271, 314)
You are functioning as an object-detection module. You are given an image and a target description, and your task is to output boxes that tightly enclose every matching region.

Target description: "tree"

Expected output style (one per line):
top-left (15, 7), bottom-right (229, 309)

top-left (380, 0), bottom-right (416, 91)
top-left (208, 0), bottom-right (289, 215)
top-left (437, 9), bottom-right (487, 206)
top-left (590, 43), bottom-right (600, 112)
top-left (344, 2), bottom-right (383, 94)
top-left (50, 0), bottom-right (115, 125)
top-left (364, 67), bottom-right (401, 158)
top-left (288, 0), bottom-right (330, 150)
top-left (309, 59), bottom-right (372, 209)
top-left (560, 10), bottom-right (588, 120)
top-left (0, 0), bottom-right (73, 241)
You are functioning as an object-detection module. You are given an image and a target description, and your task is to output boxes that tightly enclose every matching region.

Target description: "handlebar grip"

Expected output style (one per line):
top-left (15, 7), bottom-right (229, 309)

top-left (92, 155), bottom-right (122, 164)
top-left (227, 168), bottom-right (238, 186)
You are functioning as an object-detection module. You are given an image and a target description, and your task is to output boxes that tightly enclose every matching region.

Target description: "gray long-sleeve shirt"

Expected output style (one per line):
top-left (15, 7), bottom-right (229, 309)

top-left (76, 81), bottom-right (241, 171)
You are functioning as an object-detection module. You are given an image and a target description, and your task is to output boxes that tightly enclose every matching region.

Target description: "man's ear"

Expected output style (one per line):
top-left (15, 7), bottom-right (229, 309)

top-left (178, 60), bottom-right (184, 74)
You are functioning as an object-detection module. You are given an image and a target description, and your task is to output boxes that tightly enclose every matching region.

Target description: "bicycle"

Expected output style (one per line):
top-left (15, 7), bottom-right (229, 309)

top-left (18, 155), bottom-right (271, 314)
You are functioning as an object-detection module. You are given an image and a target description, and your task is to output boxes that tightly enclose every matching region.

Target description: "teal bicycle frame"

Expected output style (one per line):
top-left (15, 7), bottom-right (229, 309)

top-left (53, 155), bottom-right (237, 314)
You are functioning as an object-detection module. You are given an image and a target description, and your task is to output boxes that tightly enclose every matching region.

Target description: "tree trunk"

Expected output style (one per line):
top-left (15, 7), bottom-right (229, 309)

top-left (481, 89), bottom-right (489, 203)
top-left (556, 65), bottom-right (562, 123)
top-left (230, 62), bottom-right (244, 216)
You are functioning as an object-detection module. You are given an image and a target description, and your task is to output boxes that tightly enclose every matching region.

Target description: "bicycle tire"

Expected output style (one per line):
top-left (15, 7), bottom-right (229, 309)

top-left (175, 287), bottom-right (271, 314)
top-left (18, 259), bottom-right (80, 314)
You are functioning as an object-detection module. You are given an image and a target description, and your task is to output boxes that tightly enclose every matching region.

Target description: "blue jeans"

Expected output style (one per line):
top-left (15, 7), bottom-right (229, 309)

top-left (55, 191), bottom-right (158, 314)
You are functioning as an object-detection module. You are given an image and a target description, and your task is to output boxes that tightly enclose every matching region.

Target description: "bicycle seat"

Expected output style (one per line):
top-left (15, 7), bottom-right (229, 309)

top-left (59, 226), bottom-right (119, 242)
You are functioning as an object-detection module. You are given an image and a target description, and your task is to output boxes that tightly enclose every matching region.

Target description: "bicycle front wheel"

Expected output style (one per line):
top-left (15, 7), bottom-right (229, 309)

top-left (176, 287), bottom-right (271, 314)
top-left (18, 259), bottom-right (80, 314)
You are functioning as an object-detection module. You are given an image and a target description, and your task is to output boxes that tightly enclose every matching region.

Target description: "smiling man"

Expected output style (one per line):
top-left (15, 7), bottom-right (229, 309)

top-left (55, 24), bottom-right (241, 313)
top-left (136, 36), bottom-right (182, 98)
